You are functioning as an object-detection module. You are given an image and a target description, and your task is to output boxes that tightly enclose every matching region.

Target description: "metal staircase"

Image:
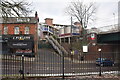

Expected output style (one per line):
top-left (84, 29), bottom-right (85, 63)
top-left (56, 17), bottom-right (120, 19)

top-left (45, 35), bottom-right (68, 56)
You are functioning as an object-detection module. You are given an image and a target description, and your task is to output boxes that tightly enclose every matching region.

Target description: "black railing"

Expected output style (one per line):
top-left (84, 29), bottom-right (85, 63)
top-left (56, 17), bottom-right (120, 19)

top-left (1, 51), bottom-right (119, 79)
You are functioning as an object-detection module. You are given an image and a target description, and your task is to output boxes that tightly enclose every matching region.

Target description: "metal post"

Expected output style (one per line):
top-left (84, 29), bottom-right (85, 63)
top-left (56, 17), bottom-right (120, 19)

top-left (98, 49), bottom-right (102, 76)
top-left (113, 13), bottom-right (115, 61)
top-left (22, 55), bottom-right (24, 79)
top-left (70, 17), bottom-right (73, 60)
top-left (71, 17), bottom-right (72, 44)
top-left (62, 51), bottom-right (64, 79)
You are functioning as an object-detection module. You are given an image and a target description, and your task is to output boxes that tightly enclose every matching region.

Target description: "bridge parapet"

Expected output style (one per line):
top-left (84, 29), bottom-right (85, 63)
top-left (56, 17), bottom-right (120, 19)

top-left (97, 24), bottom-right (119, 34)
top-left (88, 24), bottom-right (119, 35)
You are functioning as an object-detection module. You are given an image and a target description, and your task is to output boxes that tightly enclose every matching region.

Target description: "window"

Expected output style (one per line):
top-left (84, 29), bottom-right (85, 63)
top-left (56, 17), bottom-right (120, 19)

top-left (14, 27), bottom-right (19, 34)
top-left (4, 26), bottom-right (8, 34)
top-left (25, 26), bottom-right (29, 34)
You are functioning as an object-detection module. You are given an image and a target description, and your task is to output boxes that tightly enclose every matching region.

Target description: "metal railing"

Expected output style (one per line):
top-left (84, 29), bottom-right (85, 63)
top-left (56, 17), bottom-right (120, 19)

top-left (49, 36), bottom-right (68, 55)
top-left (45, 35), bottom-right (68, 56)
top-left (1, 52), bottom-right (119, 78)
top-left (45, 35), bottom-right (62, 56)
top-left (0, 43), bottom-right (119, 79)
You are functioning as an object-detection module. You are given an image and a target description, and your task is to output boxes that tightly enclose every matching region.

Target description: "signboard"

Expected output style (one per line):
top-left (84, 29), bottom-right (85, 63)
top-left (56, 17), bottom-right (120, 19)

top-left (9, 35), bottom-right (34, 41)
top-left (90, 34), bottom-right (95, 40)
top-left (7, 35), bottom-right (34, 56)
top-left (83, 46), bottom-right (88, 53)
top-left (8, 42), bottom-right (33, 48)
top-left (15, 49), bottom-right (32, 54)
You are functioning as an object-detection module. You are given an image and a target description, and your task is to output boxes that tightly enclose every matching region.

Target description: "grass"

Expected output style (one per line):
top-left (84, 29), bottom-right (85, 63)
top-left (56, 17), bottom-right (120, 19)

top-left (1, 78), bottom-right (23, 80)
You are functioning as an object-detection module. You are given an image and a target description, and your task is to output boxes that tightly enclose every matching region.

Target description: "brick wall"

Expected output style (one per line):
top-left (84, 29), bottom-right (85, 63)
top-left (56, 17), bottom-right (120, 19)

top-left (84, 45), bottom-right (116, 60)
top-left (2, 23), bottom-right (37, 35)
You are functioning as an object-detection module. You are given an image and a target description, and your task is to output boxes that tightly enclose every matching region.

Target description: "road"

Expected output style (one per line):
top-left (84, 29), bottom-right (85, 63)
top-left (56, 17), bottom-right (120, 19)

top-left (0, 48), bottom-right (118, 76)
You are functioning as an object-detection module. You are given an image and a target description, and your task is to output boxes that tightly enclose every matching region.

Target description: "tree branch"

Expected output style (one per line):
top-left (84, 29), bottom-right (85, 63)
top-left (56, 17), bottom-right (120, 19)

top-left (0, 0), bottom-right (32, 18)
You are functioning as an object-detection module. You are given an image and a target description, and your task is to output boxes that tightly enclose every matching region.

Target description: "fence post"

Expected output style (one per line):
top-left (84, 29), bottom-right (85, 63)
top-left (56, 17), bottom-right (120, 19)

top-left (22, 55), bottom-right (24, 79)
top-left (62, 51), bottom-right (64, 79)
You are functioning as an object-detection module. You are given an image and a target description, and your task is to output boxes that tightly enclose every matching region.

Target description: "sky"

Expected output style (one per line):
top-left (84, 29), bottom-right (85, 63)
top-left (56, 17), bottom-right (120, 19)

top-left (27, 0), bottom-right (119, 28)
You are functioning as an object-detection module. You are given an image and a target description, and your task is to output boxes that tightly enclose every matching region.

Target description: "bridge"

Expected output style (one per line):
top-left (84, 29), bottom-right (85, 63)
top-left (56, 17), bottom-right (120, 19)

top-left (97, 32), bottom-right (120, 44)
top-left (96, 24), bottom-right (120, 44)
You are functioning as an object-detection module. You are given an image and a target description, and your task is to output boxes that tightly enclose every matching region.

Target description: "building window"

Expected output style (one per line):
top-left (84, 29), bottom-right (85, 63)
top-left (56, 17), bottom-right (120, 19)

top-left (14, 26), bottom-right (19, 34)
top-left (25, 26), bottom-right (29, 34)
top-left (4, 26), bottom-right (8, 34)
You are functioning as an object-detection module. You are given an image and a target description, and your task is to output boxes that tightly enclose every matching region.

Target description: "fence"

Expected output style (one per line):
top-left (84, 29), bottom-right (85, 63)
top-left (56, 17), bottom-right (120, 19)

top-left (0, 48), bottom-right (119, 79)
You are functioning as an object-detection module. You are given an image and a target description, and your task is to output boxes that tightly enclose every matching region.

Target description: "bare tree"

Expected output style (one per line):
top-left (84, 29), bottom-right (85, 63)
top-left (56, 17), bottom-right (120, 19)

top-left (66, 0), bottom-right (96, 28)
top-left (0, 0), bottom-right (32, 18)
top-left (66, 0), bottom-right (97, 53)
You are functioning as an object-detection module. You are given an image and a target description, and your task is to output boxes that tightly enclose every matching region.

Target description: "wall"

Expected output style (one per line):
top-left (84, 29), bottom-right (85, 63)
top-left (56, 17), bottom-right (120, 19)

top-left (2, 23), bottom-right (36, 35)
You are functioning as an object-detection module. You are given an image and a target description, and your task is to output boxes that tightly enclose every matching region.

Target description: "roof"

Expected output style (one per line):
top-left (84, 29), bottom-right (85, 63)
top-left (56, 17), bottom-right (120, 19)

top-left (53, 24), bottom-right (70, 26)
top-left (44, 18), bottom-right (53, 20)
top-left (1, 17), bottom-right (38, 24)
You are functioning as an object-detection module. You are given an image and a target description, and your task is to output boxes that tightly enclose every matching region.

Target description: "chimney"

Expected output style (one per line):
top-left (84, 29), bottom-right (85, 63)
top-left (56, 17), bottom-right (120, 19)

top-left (45, 18), bottom-right (53, 26)
top-left (35, 11), bottom-right (38, 18)
top-left (74, 22), bottom-right (81, 26)
top-left (35, 11), bottom-right (39, 22)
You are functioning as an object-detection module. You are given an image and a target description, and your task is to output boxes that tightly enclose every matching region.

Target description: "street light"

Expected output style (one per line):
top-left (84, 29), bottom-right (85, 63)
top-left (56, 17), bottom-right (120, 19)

top-left (98, 48), bottom-right (102, 76)
top-left (98, 48), bottom-right (101, 52)
top-left (113, 13), bottom-right (115, 31)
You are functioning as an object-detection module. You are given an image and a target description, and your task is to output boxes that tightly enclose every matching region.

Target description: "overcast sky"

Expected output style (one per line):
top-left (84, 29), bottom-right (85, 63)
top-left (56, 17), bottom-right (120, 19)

top-left (27, 0), bottom-right (119, 28)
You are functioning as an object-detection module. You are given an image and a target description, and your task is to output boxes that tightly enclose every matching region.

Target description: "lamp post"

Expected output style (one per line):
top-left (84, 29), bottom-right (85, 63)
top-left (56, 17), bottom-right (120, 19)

top-left (113, 13), bottom-right (115, 26)
top-left (113, 13), bottom-right (115, 31)
top-left (113, 13), bottom-right (115, 61)
top-left (98, 48), bottom-right (102, 76)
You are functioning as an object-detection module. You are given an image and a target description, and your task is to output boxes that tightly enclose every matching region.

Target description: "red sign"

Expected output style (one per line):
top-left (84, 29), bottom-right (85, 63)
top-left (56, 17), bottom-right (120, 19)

top-left (91, 34), bottom-right (95, 40)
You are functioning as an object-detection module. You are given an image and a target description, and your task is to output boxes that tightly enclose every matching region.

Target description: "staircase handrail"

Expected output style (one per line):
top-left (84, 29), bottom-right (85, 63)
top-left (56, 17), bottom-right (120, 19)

top-left (49, 36), bottom-right (68, 55)
top-left (45, 36), bottom-right (62, 56)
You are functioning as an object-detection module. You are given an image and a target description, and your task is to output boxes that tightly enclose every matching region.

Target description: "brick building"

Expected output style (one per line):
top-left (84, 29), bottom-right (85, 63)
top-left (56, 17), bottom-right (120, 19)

top-left (0, 13), bottom-right (39, 55)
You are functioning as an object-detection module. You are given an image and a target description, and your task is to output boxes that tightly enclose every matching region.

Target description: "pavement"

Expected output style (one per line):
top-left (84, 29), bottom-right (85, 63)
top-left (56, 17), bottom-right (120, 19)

top-left (64, 57), bottom-right (95, 63)
top-left (75, 74), bottom-right (120, 80)
top-left (26, 74), bottom-right (120, 80)
top-left (3, 74), bottom-right (119, 80)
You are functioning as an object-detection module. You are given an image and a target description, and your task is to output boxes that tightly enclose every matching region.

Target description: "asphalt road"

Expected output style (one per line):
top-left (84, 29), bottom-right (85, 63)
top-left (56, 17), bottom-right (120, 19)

top-left (0, 48), bottom-right (118, 76)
